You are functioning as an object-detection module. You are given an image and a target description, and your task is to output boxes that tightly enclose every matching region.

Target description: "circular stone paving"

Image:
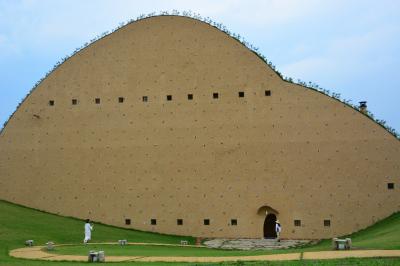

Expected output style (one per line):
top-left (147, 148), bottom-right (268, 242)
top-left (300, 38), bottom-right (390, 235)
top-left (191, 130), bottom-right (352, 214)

top-left (204, 239), bottom-right (313, 250)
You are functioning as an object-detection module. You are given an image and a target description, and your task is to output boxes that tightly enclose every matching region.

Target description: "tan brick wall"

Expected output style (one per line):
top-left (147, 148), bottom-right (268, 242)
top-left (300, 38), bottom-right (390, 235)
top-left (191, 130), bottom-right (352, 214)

top-left (0, 16), bottom-right (399, 239)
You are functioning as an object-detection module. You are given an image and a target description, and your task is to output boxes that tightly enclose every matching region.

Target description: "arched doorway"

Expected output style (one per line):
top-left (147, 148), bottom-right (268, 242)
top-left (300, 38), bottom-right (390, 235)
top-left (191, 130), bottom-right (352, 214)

top-left (263, 213), bottom-right (277, 238)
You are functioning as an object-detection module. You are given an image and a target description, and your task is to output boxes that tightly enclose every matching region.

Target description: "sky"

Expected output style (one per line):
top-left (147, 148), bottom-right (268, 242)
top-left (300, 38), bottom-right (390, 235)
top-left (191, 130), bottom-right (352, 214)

top-left (0, 0), bottom-right (399, 132)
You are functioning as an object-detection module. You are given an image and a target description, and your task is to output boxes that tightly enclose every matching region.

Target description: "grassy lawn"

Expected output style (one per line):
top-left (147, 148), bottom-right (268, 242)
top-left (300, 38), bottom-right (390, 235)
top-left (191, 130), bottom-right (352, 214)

top-left (0, 199), bottom-right (399, 265)
top-left (346, 212), bottom-right (400, 250)
top-left (51, 243), bottom-right (283, 257)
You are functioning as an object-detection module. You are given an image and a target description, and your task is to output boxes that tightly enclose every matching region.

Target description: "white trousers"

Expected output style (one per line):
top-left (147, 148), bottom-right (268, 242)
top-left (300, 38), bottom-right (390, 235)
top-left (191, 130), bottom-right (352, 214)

top-left (84, 234), bottom-right (91, 243)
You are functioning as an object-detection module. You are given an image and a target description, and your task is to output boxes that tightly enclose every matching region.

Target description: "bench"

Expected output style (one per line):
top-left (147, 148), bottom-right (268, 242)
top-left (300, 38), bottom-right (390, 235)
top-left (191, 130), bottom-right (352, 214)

top-left (118, 239), bottom-right (128, 245)
top-left (46, 242), bottom-right (54, 251)
top-left (332, 238), bottom-right (351, 250)
top-left (25, 240), bottom-right (34, 246)
top-left (88, 250), bottom-right (105, 262)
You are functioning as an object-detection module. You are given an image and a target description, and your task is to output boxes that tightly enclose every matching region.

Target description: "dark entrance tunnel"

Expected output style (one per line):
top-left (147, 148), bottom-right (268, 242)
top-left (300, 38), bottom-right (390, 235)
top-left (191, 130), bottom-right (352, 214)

top-left (263, 213), bottom-right (277, 238)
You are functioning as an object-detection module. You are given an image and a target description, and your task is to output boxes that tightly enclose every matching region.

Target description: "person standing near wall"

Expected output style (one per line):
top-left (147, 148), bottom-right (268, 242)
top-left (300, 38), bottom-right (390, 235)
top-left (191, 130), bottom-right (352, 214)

top-left (275, 220), bottom-right (281, 242)
top-left (84, 219), bottom-right (94, 244)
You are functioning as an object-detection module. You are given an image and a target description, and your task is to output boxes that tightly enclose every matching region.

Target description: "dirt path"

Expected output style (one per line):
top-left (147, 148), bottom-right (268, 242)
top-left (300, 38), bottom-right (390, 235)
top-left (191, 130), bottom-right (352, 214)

top-left (9, 243), bottom-right (400, 263)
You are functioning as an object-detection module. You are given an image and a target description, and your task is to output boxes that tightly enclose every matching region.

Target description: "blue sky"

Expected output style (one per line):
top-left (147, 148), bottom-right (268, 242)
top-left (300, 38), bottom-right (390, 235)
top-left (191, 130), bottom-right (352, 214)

top-left (0, 0), bottom-right (399, 132)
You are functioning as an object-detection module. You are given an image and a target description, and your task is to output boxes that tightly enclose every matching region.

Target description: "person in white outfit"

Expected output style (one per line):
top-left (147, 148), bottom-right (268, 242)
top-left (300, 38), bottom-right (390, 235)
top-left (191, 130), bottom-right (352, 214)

top-left (84, 219), bottom-right (94, 244)
top-left (275, 220), bottom-right (281, 242)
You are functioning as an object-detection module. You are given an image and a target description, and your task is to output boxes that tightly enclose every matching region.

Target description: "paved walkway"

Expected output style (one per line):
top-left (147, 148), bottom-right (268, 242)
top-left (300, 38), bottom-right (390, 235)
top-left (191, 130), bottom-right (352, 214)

top-left (204, 238), bottom-right (311, 250)
top-left (9, 243), bottom-right (400, 263)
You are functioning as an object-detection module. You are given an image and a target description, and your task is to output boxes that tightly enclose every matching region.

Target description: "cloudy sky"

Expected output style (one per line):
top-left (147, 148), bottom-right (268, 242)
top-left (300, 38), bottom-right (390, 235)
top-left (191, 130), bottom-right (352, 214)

top-left (0, 0), bottom-right (399, 132)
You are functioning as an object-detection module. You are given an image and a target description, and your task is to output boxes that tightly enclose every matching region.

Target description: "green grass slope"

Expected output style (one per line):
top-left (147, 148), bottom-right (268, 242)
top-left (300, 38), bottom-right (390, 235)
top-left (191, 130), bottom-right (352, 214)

top-left (348, 212), bottom-right (400, 249)
top-left (0, 200), bottom-right (193, 265)
top-left (0, 199), bottom-right (399, 265)
top-left (300, 211), bottom-right (400, 252)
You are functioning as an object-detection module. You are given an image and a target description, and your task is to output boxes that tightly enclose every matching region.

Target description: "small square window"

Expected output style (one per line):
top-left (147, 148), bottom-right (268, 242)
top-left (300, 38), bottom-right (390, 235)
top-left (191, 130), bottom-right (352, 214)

top-left (49, 100), bottom-right (54, 106)
top-left (324, 220), bottom-right (331, 227)
top-left (167, 95), bottom-right (172, 101)
top-left (294, 220), bottom-right (301, 227)
top-left (188, 94), bottom-right (193, 100)
top-left (143, 96), bottom-right (148, 102)
top-left (177, 219), bottom-right (183, 225)
top-left (118, 97), bottom-right (124, 103)
top-left (213, 93), bottom-right (219, 99)
top-left (151, 219), bottom-right (157, 225)
top-left (238, 92), bottom-right (244, 98)
top-left (203, 219), bottom-right (210, 225)
top-left (95, 98), bottom-right (100, 104)
top-left (231, 219), bottom-right (237, 226)
top-left (388, 183), bottom-right (394, 189)
top-left (125, 219), bottom-right (131, 225)
top-left (265, 90), bottom-right (271, 96)
top-left (72, 99), bottom-right (77, 105)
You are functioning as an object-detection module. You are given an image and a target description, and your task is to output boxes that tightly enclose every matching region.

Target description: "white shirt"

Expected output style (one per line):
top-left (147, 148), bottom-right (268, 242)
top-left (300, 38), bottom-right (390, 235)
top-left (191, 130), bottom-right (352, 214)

top-left (85, 223), bottom-right (93, 236)
top-left (275, 223), bottom-right (281, 233)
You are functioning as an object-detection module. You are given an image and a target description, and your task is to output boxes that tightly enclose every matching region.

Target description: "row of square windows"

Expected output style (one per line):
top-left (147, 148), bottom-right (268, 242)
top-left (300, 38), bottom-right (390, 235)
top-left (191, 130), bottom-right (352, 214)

top-left (124, 218), bottom-right (333, 227)
top-left (47, 90), bottom-right (272, 106)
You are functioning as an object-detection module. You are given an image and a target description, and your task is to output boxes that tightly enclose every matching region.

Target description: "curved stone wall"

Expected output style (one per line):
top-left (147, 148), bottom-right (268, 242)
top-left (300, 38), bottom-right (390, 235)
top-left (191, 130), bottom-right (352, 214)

top-left (0, 15), bottom-right (399, 239)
